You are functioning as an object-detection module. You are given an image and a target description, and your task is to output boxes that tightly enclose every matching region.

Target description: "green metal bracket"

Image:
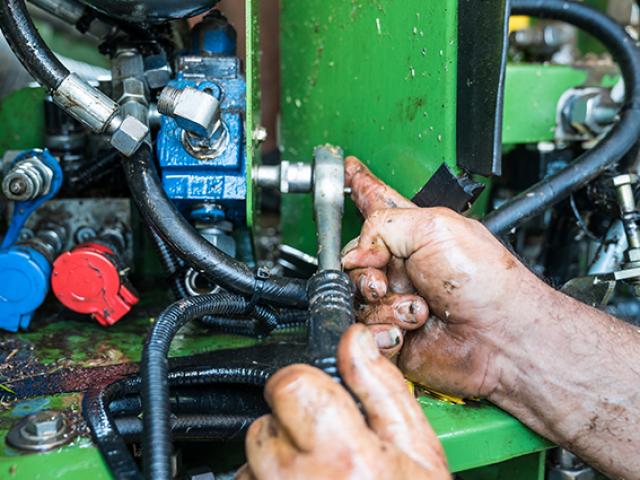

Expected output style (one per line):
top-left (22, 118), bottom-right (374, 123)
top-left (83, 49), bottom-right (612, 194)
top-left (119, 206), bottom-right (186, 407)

top-left (280, 0), bottom-right (459, 253)
top-left (245, 0), bottom-right (260, 230)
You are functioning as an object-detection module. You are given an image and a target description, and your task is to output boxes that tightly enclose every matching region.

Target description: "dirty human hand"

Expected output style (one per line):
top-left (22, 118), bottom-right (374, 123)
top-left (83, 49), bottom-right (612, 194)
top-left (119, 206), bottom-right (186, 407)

top-left (342, 157), bottom-right (640, 480)
top-left (238, 324), bottom-right (450, 480)
top-left (341, 156), bottom-right (552, 398)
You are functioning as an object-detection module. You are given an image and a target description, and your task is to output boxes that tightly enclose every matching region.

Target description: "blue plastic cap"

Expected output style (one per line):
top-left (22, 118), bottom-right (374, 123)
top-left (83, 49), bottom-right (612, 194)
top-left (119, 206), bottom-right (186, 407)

top-left (0, 246), bottom-right (51, 332)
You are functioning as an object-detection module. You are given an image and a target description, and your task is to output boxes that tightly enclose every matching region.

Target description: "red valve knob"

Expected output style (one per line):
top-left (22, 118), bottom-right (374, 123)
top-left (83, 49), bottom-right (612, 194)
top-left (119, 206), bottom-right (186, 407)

top-left (51, 242), bottom-right (139, 327)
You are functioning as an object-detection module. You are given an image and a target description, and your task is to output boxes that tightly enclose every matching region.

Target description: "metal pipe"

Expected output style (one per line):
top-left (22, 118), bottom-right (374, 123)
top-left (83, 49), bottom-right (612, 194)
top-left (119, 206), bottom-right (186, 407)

top-left (313, 145), bottom-right (345, 271)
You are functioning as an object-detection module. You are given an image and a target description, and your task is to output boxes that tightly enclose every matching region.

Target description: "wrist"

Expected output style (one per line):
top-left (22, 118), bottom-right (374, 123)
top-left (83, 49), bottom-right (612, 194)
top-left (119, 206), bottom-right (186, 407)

top-left (486, 272), bottom-right (561, 405)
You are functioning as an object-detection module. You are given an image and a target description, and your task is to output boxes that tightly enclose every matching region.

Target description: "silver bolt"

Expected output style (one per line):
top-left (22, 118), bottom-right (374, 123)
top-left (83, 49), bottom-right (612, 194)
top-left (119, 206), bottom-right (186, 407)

top-left (252, 126), bottom-right (268, 143)
top-left (6, 410), bottom-right (73, 452)
top-left (25, 411), bottom-right (63, 439)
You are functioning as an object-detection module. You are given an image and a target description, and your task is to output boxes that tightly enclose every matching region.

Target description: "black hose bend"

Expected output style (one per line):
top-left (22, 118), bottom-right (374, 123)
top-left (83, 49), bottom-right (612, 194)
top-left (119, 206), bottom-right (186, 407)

top-left (484, 0), bottom-right (640, 234)
top-left (0, 0), bottom-right (69, 89)
top-left (85, 365), bottom-right (272, 480)
top-left (122, 145), bottom-right (308, 308)
top-left (141, 294), bottom-right (274, 480)
top-left (83, 377), bottom-right (143, 480)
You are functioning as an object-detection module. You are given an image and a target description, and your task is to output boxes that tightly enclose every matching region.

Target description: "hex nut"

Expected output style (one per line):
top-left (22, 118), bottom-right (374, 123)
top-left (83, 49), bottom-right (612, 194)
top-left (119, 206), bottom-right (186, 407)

top-left (628, 249), bottom-right (640, 263)
top-left (144, 54), bottom-right (172, 90)
top-left (117, 78), bottom-right (148, 107)
top-left (6, 410), bottom-right (74, 452)
top-left (110, 116), bottom-right (149, 157)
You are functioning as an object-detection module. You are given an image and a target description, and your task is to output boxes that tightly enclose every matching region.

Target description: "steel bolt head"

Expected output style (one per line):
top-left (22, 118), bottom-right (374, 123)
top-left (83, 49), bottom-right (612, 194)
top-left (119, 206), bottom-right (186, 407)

top-left (613, 174), bottom-right (638, 187)
top-left (6, 409), bottom-right (74, 452)
top-left (628, 249), bottom-right (640, 263)
top-left (110, 116), bottom-right (149, 157)
top-left (25, 411), bottom-right (63, 438)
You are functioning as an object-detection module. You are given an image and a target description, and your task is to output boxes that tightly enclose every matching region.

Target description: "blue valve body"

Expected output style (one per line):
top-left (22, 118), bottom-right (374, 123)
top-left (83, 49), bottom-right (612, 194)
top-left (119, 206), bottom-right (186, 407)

top-left (0, 246), bottom-right (51, 332)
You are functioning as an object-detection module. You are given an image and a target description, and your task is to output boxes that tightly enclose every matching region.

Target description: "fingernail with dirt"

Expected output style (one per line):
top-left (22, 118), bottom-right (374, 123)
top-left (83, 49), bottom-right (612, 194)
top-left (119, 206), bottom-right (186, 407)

top-left (374, 327), bottom-right (402, 350)
top-left (396, 299), bottom-right (423, 323)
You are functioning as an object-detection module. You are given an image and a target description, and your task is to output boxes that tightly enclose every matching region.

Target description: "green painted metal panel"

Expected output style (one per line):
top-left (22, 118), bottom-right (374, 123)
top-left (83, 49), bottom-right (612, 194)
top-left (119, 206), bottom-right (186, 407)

top-left (502, 65), bottom-right (588, 145)
top-left (246, 0), bottom-right (260, 229)
top-left (421, 397), bottom-right (551, 473)
top-left (280, 0), bottom-right (459, 254)
top-left (0, 87), bottom-right (47, 157)
top-left (459, 452), bottom-right (546, 480)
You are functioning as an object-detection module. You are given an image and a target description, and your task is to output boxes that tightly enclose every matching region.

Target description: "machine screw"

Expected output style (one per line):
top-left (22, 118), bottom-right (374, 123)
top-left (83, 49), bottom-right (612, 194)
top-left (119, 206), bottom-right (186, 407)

top-left (6, 410), bottom-right (74, 452)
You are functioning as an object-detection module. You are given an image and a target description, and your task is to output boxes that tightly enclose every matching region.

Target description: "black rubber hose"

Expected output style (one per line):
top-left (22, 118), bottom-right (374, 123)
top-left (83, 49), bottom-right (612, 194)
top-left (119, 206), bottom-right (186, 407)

top-left (115, 414), bottom-right (254, 443)
top-left (83, 377), bottom-right (143, 480)
top-left (148, 228), bottom-right (307, 336)
top-left (122, 145), bottom-right (308, 308)
top-left (85, 365), bottom-right (271, 480)
top-left (0, 0), bottom-right (69, 89)
top-left (109, 385), bottom-right (268, 417)
top-left (142, 294), bottom-right (274, 480)
top-left (484, 0), bottom-right (640, 234)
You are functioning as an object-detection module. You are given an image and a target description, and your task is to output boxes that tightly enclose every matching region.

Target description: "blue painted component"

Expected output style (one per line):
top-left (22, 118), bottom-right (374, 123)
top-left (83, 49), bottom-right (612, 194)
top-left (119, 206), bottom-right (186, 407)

top-left (0, 246), bottom-right (51, 332)
top-left (157, 19), bottom-right (247, 223)
top-left (191, 204), bottom-right (226, 223)
top-left (192, 12), bottom-right (237, 56)
top-left (199, 29), bottom-right (236, 56)
top-left (0, 150), bottom-right (63, 249)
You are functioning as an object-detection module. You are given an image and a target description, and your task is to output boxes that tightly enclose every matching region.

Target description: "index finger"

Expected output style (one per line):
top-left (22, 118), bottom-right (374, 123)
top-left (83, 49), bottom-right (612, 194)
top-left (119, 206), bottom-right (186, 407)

top-left (345, 156), bottom-right (416, 219)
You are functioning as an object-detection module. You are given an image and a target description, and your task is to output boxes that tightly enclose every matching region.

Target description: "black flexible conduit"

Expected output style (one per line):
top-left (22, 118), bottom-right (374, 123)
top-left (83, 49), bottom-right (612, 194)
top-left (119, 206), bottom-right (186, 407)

top-left (484, 0), bottom-right (640, 234)
top-left (123, 145), bottom-right (308, 308)
top-left (150, 224), bottom-right (307, 336)
top-left (142, 294), bottom-right (275, 480)
top-left (84, 365), bottom-right (272, 480)
top-left (115, 414), bottom-right (254, 443)
top-left (0, 0), bottom-right (69, 89)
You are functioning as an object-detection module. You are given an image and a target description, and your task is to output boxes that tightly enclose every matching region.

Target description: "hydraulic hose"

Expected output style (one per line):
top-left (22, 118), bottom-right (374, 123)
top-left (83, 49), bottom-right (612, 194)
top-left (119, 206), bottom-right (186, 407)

top-left (115, 414), bottom-right (254, 443)
top-left (109, 385), bottom-right (268, 417)
top-left (0, 0), bottom-right (69, 89)
top-left (141, 294), bottom-right (274, 480)
top-left (85, 365), bottom-right (272, 480)
top-left (122, 145), bottom-right (308, 308)
top-left (484, 0), bottom-right (640, 234)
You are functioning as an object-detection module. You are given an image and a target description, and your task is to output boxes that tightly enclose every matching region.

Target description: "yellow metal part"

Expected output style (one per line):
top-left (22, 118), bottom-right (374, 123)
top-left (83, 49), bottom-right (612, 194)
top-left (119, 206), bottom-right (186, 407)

top-left (407, 380), bottom-right (466, 405)
top-left (509, 15), bottom-right (530, 32)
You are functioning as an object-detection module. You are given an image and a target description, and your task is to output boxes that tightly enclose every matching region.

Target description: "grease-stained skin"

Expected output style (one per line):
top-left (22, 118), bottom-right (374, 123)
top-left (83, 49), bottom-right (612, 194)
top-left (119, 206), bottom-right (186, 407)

top-left (240, 157), bottom-right (640, 479)
top-left (240, 324), bottom-right (450, 480)
top-left (341, 157), bottom-right (640, 480)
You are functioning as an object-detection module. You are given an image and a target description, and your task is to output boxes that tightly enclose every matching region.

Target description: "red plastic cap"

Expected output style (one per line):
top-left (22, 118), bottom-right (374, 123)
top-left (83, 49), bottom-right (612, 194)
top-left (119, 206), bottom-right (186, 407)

top-left (51, 243), bottom-right (139, 327)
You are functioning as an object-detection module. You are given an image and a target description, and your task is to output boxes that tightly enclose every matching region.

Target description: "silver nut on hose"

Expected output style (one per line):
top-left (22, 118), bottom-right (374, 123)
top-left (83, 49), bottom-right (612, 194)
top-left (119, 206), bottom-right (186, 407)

top-left (110, 116), bottom-right (149, 157)
top-left (2, 156), bottom-right (54, 201)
